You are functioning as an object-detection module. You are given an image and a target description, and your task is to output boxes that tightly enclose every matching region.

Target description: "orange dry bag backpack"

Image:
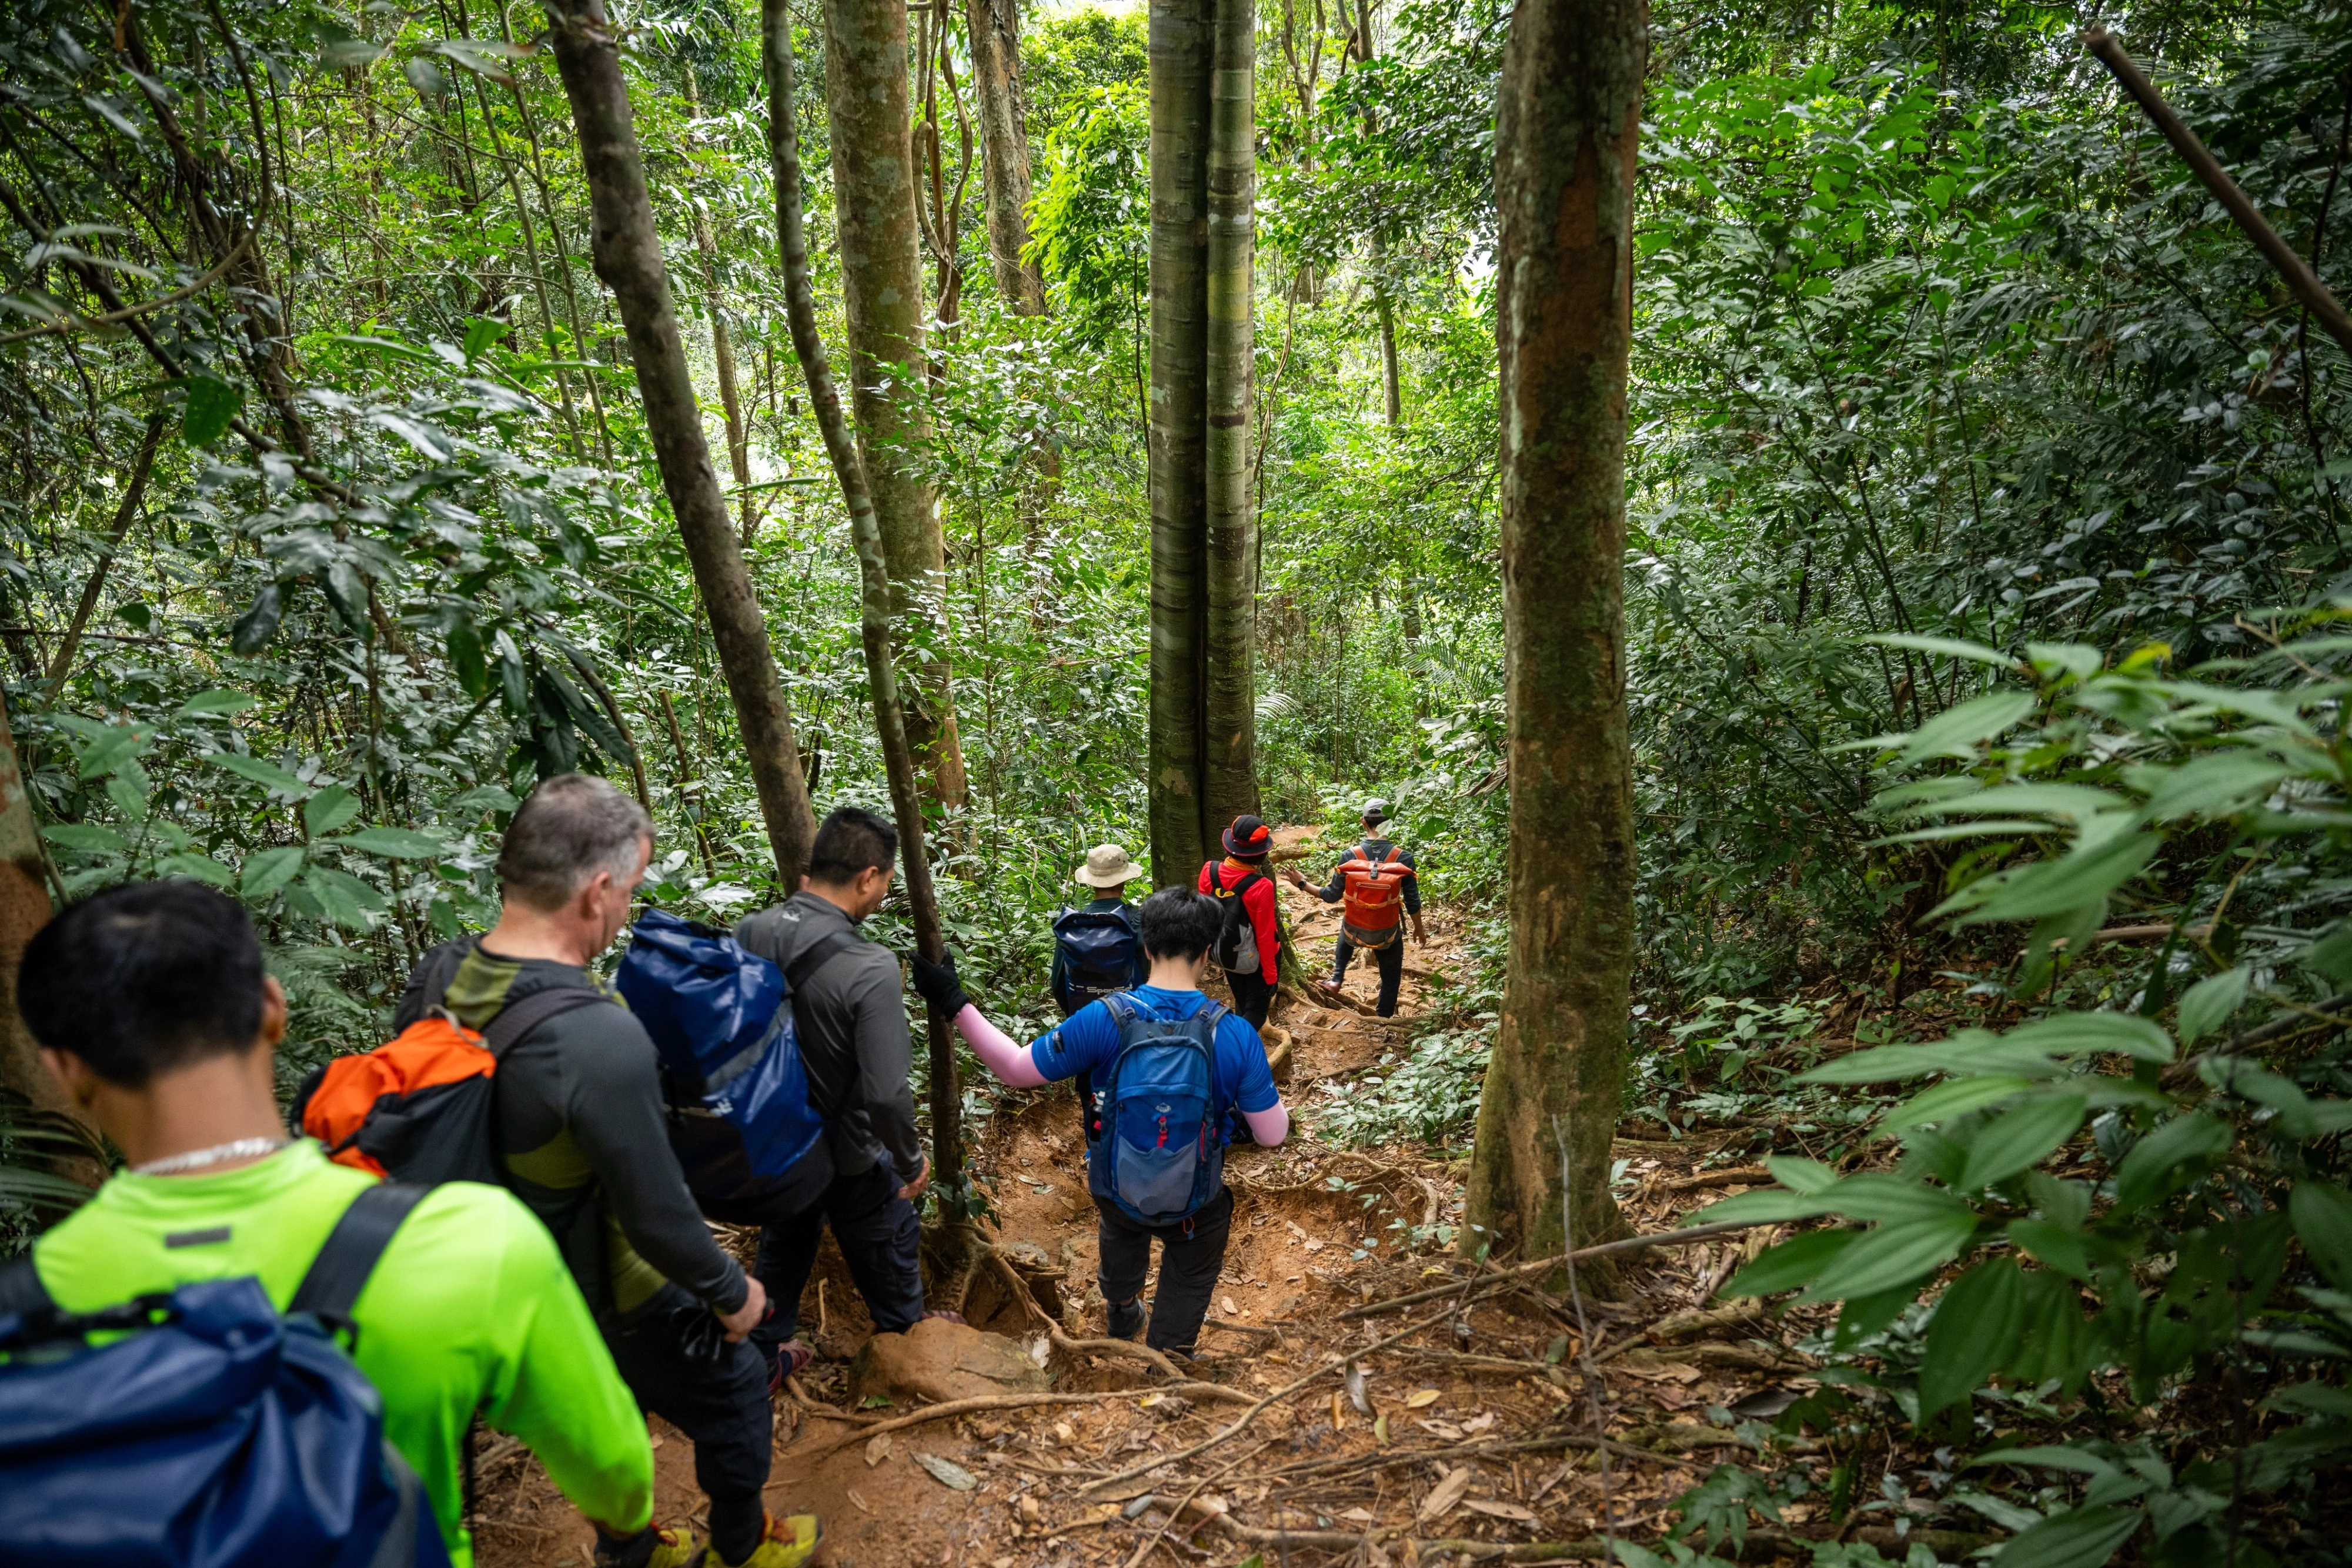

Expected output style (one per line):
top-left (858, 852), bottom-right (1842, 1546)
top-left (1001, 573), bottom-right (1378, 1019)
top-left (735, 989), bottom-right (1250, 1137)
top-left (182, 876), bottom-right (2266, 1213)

top-left (292, 950), bottom-right (602, 1185)
top-left (1338, 846), bottom-right (1413, 948)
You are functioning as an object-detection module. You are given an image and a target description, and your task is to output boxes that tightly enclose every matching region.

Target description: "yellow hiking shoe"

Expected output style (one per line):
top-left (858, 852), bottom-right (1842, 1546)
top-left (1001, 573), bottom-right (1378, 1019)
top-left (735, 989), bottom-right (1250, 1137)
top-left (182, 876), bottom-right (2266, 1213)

top-left (594, 1523), bottom-right (704, 1568)
top-left (708, 1512), bottom-right (821, 1568)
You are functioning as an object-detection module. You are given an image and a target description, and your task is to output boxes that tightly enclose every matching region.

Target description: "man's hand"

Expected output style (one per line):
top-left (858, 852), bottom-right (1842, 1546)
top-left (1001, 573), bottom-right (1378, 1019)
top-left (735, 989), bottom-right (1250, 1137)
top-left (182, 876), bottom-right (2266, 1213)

top-left (1412, 918), bottom-right (1429, 947)
top-left (898, 1154), bottom-right (931, 1202)
top-left (716, 1276), bottom-right (769, 1343)
top-left (907, 949), bottom-right (968, 1017)
top-left (1281, 867), bottom-right (1310, 890)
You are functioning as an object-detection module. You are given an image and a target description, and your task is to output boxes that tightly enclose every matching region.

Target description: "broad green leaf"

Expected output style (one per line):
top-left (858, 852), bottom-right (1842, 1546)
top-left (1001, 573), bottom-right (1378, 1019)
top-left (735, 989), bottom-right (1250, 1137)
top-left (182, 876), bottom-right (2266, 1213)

top-left (337, 826), bottom-right (446, 858)
top-left (1907, 784), bottom-right (2121, 821)
top-left (2003, 1012), bottom-right (2174, 1064)
top-left (2113, 1114), bottom-right (2233, 1213)
top-left (205, 751), bottom-right (307, 793)
top-left (73, 722), bottom-right (148, 780)
top-left (1795, 1213), bottom-right (1978, 1304)
top-left (2144, 752), bottom-right (2289, 821)
top-left (2023, 642), bottom-right (2102, 680)
top-left (229, 583), bottom-right (282, 654)
top-left (1899, 688), bottom-right (2036, 763)
top-left (2290, 1182), bottom-right (2352, 1292)
top-left (1720, 1229), bottom-right (1857, 1298)
top-left (1975, 1446), bottom-right (2123, 1478)
top-left (1866, 633), bottom-right (2017, 667)
top-left (1798, 1044), bottom-right (1947, 1084)
top-left (175, 689), bottom-right (255, 718)
top-left (1818, 1172), bottom-right (1974, 1223)
top-left (302, 865), bottom-right (387, 927)
top-left (1919, 1256), bottom-right (2023, 1420)
top-left (103, 773), bottom-right (148, 821)
top-left (1882, 1075), bottom-right (2035, 1132)
top-left (42, 823), bottom-right (122, 853)
top-left (2007, 1218), bottom-right (2092, 1281)
top-left (1990, 1504), bottom-right (2142, 1568)
top-left (156, 851), bottom-right (235, 888)
top-left (2175, 967), bottom-right (2250, 1047)
top-left (1682, 1188), bottom-right (1835, 1226)
top-left (241, 845), bottom-right (306, 900)
top-left (1959, 1094), bottom-right (2088, 1191)
top-left (1947, 830), bottom-right (2159, 925)
top-left (1765, 1155), bottom-right (1838, 1193)
top-left (181, 374), bottom-right (239, 447)
top-left (305, 785), bottom-right (360, 837)
top-left (2300, 925), bottom-right (2352, 988)
top-left (450, 784), bottom-right (520, 817)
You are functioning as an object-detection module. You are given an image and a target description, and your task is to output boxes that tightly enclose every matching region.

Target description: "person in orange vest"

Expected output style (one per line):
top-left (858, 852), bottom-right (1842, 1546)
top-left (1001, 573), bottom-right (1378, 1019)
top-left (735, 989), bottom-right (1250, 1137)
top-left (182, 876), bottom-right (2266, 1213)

top-left (1284, 799), bottom-right (1425, 1017)
top-left (1198, 815), bottom-right (1282, 1028)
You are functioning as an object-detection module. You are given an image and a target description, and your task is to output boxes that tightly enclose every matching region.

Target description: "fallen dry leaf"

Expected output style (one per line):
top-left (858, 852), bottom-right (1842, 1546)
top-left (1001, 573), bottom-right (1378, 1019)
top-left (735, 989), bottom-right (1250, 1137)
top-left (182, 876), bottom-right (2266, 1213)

top-left (864, 1433), bottom-right (893, 1467)
top-left (1461, 1411), bottom-right (1496, 1434)
top-left (846, 1489), bottom-right (874, 1516)
top-left (1464, 1499), bottom-right (1541, 1524)
top-left (1418, 1466), bottom-right (1473, 1522)
top-left (1222, 1296), bottom-right (1241, 1316)
top-left (1405, 1389), bottom-right (1442, 1409)
top-left (1339, 1508), bottom-right (1378, 1524)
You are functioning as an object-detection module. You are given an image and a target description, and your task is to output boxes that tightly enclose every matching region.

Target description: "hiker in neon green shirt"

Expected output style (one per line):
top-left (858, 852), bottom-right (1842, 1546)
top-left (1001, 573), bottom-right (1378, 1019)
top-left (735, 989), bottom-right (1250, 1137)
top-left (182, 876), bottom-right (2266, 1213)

top-left (14, 881), bottom-right (662, 1568)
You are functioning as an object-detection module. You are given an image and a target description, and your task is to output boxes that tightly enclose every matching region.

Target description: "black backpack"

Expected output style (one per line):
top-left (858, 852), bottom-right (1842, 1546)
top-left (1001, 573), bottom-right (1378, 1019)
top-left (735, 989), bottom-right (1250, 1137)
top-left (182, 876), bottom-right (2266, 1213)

top-left (1208, 867), bottom-right (1268, 972)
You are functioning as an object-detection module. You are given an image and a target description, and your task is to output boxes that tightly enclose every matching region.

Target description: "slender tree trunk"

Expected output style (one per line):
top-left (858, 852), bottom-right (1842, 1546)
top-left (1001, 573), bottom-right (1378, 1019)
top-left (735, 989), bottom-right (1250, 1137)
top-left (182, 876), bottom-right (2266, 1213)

top-left (1147, 0), bottom-right (1212, 884)
top-left (823, 0), bottom-right (971, 815)
top-left (0, 688), bottom-right (68, 1126)
top-left (1464, 0), bottom-right (1645, 1273)
top-left (48, 410), bottom-right (164, 693)
top-left (1201, 0), bottom-right (1258, 829)
top-left (764, 0), bottom-right (962, 1202)
top-left (683, 67), bottom-right (756, 540)
top-left (965, 0), bottom-right (1047, 315)
top-left (543, 0), bottom-right (817, 887)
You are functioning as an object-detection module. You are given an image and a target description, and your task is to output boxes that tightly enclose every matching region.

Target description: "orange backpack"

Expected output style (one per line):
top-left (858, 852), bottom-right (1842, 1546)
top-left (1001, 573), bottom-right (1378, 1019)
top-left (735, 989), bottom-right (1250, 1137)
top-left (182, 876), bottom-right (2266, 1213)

top-left (293, 979), bottom-right (600, 1185)
top-left (1338, 847), bottom-right (1413, 948)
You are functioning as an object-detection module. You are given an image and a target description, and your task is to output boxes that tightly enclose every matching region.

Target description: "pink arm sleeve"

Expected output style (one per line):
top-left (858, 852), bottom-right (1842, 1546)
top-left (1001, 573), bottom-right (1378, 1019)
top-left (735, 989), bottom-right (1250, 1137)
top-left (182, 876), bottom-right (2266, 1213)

top-left (1242, 1102), bottom-right (1290, 1147)
top-left (951, 1004), bottom-right (1049, 1088)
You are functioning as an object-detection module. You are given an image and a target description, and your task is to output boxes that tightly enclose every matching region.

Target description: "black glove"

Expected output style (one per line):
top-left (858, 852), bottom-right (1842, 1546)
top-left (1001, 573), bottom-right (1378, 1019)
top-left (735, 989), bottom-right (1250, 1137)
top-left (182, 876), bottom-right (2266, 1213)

top-left (907, 948), bottom-right (968, 1016)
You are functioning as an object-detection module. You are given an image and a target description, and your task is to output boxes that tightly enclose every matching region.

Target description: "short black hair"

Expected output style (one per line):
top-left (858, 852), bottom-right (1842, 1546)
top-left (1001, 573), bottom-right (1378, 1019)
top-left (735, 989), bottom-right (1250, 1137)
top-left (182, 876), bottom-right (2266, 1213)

top-left (18, 881), bottom-right (267, 1087)
top-left (807, 805), bottom-right (898, 884)
top-left (1138, 887), bottom-right (1220, 963)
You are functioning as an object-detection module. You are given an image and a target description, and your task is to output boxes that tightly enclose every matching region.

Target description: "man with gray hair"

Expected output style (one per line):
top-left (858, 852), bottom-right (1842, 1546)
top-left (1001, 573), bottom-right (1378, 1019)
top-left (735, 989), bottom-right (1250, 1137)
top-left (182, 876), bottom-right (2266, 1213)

top-left (395, 774), bottom-right (818, 1568)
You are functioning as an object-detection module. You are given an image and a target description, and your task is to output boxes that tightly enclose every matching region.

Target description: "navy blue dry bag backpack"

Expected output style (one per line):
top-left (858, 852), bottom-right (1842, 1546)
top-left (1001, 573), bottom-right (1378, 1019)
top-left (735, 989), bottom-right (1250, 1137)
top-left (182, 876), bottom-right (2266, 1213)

top-left (619, 907), bottom-right (844, 1217)
top-left (0, 1183), bottom-right (450, 1568)
top-left (1052, 907), bottom-right (1143, 1013)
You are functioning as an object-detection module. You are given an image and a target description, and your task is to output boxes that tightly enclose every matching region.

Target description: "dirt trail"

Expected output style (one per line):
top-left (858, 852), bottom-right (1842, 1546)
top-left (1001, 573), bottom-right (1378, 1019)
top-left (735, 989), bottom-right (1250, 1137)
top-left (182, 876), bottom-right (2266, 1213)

top-left (473, 840), bottom-right (1852, 1568)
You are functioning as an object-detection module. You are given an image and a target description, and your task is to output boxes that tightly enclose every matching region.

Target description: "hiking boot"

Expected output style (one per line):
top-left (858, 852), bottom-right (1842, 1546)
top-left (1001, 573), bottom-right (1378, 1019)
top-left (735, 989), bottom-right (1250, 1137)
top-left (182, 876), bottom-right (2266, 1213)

top-left (594, 1523), bottom-right (705, 1568)
top-left (708, 1513), bottom-right (822, 1568)
top-left (1105, 1296), bottom-right (1145, 1342)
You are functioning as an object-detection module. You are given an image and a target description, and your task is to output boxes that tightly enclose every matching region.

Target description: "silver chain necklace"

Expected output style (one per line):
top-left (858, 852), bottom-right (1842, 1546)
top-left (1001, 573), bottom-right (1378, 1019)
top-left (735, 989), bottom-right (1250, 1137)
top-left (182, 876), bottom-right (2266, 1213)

top-left (131, 1136), bottom-right (292, 1176)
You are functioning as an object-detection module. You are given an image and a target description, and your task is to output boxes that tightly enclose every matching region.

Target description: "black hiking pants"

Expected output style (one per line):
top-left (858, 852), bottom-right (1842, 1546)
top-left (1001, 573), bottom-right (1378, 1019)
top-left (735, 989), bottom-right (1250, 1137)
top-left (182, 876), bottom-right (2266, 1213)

top-left (1332, 935), bottom-right (1405, 1016)
top-left (1227, 968), bottom-right (1275, 1029)
top-left (1095, 1185), bottom-right (1235, 1356)
top-left (750, 1155), bottom-right (926, 1358)
top-left (602, 1285), bottom-right (770, 1559)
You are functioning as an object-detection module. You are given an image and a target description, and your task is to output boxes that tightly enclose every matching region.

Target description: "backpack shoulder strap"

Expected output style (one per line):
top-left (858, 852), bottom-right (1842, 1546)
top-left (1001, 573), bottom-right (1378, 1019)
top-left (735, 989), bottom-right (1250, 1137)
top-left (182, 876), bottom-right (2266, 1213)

top-left (482, 985), bottom-right (607, 1059)
top-left (290, 1181), bottom-right (431, 1335)
top-left (781, 928), bottom-right (864, 995)
top-left (0, 1253), bottom-right (55, 1319)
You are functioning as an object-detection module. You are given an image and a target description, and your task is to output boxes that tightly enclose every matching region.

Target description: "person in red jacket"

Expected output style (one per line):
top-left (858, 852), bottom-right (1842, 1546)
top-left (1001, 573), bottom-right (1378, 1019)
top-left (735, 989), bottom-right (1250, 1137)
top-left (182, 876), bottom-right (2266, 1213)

top-left (1198, 815), bottom-right (1282, 1027)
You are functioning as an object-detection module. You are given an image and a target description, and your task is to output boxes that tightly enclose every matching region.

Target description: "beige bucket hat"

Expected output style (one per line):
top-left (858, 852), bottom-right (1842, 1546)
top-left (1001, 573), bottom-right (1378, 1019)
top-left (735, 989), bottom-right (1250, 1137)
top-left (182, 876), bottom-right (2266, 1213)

top-left (1075, 843), bottom-right (1140, 888)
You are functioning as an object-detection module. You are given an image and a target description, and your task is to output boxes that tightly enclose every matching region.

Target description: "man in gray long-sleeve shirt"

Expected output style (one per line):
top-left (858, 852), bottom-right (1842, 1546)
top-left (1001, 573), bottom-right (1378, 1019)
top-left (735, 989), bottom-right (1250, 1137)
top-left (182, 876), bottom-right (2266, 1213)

top-left (734, 806), bottom-right (937, 1378)
top-left (397, 774), bottom-right (803, 1568)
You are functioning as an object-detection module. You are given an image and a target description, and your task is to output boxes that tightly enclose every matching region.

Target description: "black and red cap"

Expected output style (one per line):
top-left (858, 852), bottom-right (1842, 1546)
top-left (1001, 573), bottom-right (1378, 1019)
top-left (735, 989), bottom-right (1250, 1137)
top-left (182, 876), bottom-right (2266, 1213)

top-left (1221, 815), bottom-right (1274, 858)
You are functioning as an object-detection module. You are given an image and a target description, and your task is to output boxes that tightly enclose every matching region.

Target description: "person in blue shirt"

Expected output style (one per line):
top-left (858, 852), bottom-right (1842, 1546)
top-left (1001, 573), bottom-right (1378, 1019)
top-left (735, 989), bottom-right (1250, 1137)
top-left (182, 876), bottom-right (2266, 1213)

top-left (910, 888), bottom-right (1289, 1356)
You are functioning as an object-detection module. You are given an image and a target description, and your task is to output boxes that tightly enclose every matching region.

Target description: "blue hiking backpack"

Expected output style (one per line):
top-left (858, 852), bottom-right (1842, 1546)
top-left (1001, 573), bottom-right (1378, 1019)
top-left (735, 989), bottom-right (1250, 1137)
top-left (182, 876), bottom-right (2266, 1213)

top-left (618, 907), bottom-right (854, 1217)
top-left (0, 1183), bottom-right (451, 1568)
top-left (1089, 994), bottom-right (1228, 1225)
top-left (1052, 905), bottom-right (1144, 1012)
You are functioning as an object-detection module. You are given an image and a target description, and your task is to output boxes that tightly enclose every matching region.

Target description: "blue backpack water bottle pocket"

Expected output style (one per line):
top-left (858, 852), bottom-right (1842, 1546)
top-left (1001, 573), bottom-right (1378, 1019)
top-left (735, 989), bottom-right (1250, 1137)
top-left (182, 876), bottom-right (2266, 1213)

top-left (1111, 1089), bottom-right (1212, 1221)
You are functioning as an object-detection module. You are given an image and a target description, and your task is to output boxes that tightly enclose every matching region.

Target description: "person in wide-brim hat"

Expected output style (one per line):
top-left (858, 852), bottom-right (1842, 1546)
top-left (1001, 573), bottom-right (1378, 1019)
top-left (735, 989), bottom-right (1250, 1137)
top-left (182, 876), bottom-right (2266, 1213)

top-left (1220, 816), bottom-right (1274, 860)
top-left (1074, 843), bottom-right (1141, 888)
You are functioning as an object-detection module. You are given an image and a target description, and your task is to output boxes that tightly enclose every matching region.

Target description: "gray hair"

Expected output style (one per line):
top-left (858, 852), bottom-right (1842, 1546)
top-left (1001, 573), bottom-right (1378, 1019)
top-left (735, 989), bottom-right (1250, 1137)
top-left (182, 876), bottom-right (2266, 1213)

top-left (497, 773), bottom-right (653, 911)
